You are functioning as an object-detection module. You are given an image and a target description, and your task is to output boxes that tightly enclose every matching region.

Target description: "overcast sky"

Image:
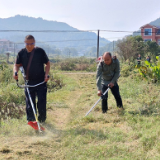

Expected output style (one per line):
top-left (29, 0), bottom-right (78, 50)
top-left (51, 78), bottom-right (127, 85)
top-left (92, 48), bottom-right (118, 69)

top-left (0, 0), bottom-right (160, 40)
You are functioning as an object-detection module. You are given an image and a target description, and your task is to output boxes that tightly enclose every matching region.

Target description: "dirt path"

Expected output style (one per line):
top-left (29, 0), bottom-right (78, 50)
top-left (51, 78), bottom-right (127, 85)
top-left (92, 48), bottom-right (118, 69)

top-left (0, 73), bottom-right (85, 160)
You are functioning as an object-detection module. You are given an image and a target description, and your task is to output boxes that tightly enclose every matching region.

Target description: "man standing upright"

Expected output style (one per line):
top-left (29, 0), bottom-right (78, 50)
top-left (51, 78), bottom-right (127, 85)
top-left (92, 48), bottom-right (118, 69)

top-left (13, 35), bottom-right (50, 122)
top-left (96, 52), bottom-right (123, 113)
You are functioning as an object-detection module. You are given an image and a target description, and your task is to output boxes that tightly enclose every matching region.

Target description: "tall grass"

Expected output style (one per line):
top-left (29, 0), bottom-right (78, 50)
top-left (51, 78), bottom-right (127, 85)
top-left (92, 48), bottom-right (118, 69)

top-left (2, 59), bottom-right (160, 159)
top-left (50, 57), bottom-right (97, 72)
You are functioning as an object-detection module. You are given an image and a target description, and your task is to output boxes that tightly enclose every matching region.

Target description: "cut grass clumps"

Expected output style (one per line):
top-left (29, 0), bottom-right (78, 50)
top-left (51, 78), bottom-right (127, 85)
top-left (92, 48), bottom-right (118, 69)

top-left (47, 72), bottom-right (65, 92)
top-left (83, 116), bottom-right (97, 123)
top-left (0, 116), bottom-right (37, 136)
top-left (128, 103), bottom-right (160, 116)
top-left (0, 103), bottom-right (25, 120)
top-left (64, 127), bottom-right (108, 143)
top-left (0, 147), bottom-right (11, 154)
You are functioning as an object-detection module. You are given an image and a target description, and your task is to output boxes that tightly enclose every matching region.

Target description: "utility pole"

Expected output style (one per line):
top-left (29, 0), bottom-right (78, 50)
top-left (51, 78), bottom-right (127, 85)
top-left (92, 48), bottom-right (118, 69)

top-left (14, 43), bottom-right (15, 62)
top-left (97, 30), bottom-right (100, 58)
top-left (113, 40), bottom-right (114, 55)
top-left (68, 49), bottom-right (70, 58)
top-left (89, 51), bottom-right (91, 65)
top-left (48, 45), bottom-right (49, 57)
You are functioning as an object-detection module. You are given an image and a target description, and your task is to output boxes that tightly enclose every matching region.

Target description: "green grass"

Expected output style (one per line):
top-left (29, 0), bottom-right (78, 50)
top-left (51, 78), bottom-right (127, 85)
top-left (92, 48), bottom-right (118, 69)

top-left (1, 69), bottom-right (160, 159)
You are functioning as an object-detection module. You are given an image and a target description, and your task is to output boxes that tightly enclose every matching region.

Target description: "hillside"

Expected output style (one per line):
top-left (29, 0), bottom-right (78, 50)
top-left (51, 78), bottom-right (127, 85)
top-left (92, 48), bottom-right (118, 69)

top-left (0, 15), bottom-right (109, 50)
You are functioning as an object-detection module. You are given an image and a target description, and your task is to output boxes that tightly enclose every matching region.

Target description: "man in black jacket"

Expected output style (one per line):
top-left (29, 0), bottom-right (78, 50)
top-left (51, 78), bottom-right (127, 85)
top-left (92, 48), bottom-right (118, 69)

top-left (13, 35), bottom-right (50, 122)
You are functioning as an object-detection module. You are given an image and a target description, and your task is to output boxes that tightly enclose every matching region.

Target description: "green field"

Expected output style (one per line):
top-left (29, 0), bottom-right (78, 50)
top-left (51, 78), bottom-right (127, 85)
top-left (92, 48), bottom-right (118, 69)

top-left (1, 68), bottom-right (160, 159)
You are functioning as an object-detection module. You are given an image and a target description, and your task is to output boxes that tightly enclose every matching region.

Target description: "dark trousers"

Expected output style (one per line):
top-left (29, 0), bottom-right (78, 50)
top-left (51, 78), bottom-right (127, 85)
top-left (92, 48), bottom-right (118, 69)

top-left (25, 83), bottom-right (47, 122)
top-left (101, 83), bottom-right (123, 112)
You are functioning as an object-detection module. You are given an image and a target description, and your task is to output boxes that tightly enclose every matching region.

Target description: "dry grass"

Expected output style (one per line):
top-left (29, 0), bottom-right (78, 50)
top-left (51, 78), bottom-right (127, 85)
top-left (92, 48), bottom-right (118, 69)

top-left (1, 72), bottom-right (160, 159)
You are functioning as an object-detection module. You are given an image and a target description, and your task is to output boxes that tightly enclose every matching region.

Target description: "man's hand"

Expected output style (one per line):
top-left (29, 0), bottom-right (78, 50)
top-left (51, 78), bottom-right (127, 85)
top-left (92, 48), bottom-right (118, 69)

top-left (108, 83), bottom-right (114, 88)
top-left (97, 90), bottom-right (102, 96)
top-left (13, 72), bottom-right (18, 80)
top-left (44, 74), bottom-right (50, 82)
top-left (13, 64), bottom-right (21, 81)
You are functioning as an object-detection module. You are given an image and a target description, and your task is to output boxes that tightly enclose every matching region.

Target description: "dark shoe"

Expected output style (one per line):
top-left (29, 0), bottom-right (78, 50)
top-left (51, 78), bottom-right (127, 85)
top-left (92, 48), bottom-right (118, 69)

top-left (27, 118), bottom-right (35, 122)
top-left (38, 119), bottom-right (46, 123)
top-left (102, 110), bottom-right (107, 113)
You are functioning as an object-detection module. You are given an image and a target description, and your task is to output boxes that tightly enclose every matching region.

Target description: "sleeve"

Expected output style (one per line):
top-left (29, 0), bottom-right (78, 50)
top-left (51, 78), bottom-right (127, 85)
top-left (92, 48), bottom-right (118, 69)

top-left (15, 51), bottom-right (21, 64)
top-left (96, 62), bottom-right (103, 90)
top-left (41, 49), bottom-right (49, 64)
top-left (111, 59), bottom-right (120, 84)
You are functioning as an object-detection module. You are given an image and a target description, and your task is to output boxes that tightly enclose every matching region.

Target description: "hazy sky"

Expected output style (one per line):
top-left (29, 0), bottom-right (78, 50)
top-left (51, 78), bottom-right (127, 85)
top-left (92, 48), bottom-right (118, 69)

top-left (0, 0), bottom-right (160, 40)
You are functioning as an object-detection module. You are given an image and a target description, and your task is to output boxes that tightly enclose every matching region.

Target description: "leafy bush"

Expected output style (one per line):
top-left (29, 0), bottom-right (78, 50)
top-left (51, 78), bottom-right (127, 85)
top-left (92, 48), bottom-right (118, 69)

top-left (47, 72), bottom-right (65, 92)
top-left (0, 62), bottom-right (13, 83)
top-left (121, 63), bottom-right (135, 77)
top-left (50, 58), bottom-right (97, 71)
top-left (137, 56), bottom-right (160, 83)
top-left (60, 61), bottom-right (76, 71)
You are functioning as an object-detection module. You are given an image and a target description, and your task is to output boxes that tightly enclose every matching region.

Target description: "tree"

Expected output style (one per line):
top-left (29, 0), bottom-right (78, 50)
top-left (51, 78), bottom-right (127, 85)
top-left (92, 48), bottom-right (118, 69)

top-left (116, 36), bottom-right (146, 62)
top-left (144, 41), bottom-right (160, 61)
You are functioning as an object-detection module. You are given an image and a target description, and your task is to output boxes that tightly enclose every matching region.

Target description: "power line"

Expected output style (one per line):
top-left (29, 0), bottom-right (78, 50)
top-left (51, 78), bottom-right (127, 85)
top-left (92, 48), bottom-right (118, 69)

top-left (100, 30), bottom-right (134, 33)
top-left (0, 30), bottom-right (97, 32)
top-left (0, 29), bottom-right (138, 33)
top-left (15, 39), bottom-right (97, 44)
top-left (0, 29), bottom-right (159, 35)
top-left (0, 29), bottom-right (158, 34)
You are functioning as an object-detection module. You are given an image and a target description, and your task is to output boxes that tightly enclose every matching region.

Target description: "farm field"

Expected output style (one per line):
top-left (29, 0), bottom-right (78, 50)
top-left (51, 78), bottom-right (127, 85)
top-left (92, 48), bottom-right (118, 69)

top-left (1, 71), bottom-right (160, 160)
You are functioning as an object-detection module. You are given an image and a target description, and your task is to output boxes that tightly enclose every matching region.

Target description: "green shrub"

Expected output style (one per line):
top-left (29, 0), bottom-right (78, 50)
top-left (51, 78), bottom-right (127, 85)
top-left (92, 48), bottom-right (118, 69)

top-left (50, 58), bottom-right (97, 71)
top-left (47, 72), bottom-right (65, 92)
top-left (138, 56), bottom-right (160, 83)
top-left (0, 62), bottom-right (13, 83)
top-left (121, 63), bottom-right (135, 77)
top-left (60, 61), bottom-right (76, 71)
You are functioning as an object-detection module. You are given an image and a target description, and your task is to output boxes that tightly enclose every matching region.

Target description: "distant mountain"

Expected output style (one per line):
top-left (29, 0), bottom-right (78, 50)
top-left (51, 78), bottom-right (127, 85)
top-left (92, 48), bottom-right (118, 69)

top-left (0, 15), bottom-right (110, 50)
top-left (150, 17), bottom-right (160, 27)
top-left (133, 17), bottom-right (160, 36)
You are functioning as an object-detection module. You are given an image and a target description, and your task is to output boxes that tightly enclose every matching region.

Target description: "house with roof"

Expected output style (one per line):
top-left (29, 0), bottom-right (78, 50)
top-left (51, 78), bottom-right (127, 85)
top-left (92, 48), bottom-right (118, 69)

top-left (0, 39), bottom-right (14, 53)
top-left (140, 24), bottom-right (160, 45)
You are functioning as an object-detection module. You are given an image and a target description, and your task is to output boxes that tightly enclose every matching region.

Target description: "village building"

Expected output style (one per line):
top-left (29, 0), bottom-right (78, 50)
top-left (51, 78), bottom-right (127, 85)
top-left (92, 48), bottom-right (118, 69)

top-left (0, 39), bottom-right (15, 53)
top-left (140, 24), bottom-right (160, 45)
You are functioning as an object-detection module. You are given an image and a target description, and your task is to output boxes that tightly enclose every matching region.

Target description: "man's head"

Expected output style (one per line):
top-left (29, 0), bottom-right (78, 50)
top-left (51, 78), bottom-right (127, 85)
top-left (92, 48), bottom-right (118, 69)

top-left (103, 52), bottom-right (112, 65)
top-left (24, 35), bottom-right (35, 52)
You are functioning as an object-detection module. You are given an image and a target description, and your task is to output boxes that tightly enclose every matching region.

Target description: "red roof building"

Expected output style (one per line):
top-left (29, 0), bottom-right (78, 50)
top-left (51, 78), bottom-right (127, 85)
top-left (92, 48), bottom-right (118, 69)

top-left (140, 24), bottom-right (160, 45)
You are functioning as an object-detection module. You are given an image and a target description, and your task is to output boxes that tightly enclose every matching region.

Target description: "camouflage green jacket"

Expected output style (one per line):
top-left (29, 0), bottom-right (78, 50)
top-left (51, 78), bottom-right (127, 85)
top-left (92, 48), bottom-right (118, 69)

top-left (96, 59), bottom-right (120, 90)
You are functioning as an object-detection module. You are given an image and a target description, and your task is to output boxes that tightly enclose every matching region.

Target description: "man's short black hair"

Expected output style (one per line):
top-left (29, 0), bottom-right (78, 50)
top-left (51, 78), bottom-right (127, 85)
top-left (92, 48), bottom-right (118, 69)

top-left (25, 35), bottom-right (35, 41)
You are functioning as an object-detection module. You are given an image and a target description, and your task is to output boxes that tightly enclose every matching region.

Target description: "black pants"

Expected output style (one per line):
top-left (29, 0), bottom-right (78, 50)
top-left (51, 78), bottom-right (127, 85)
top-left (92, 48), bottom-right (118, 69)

top-left (25, 83), bottom-right (47, 122)
top-left (101, 83), bottom-right (123, 112)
